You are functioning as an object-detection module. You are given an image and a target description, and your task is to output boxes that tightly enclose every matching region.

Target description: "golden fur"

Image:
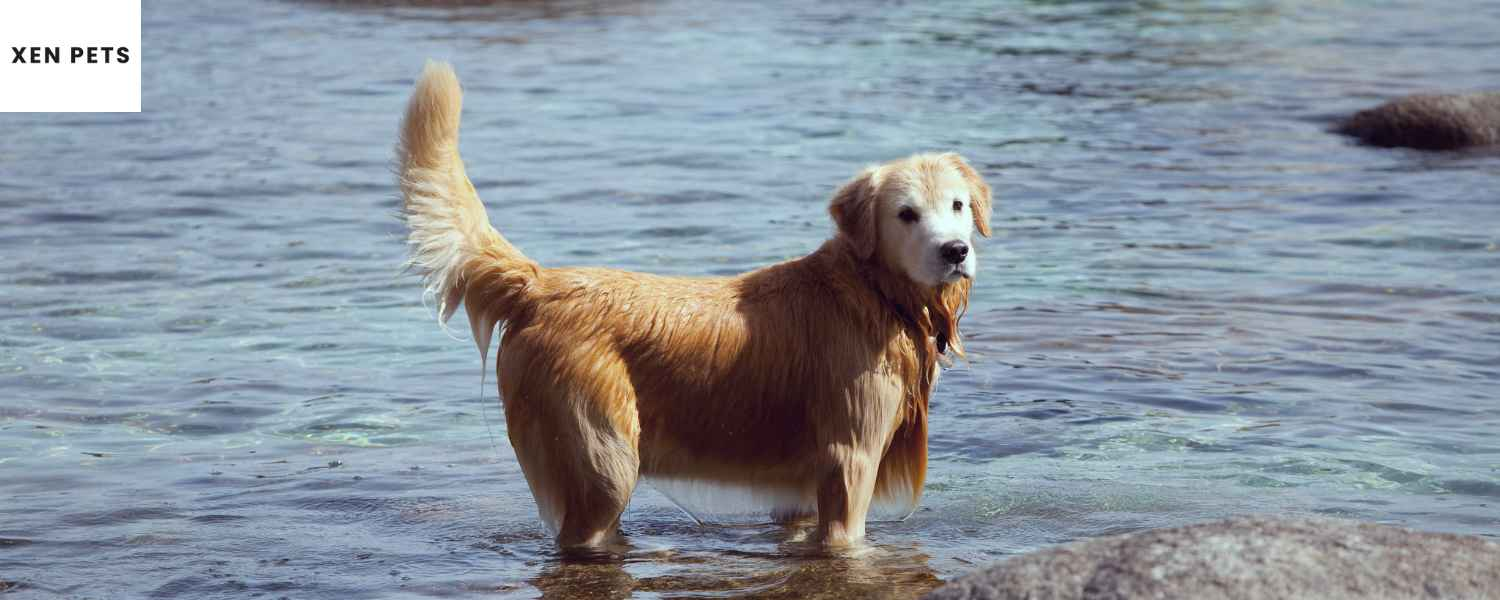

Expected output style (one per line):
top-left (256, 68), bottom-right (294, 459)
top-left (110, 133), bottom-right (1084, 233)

top-left (397, 61), bottom-right (993, 550)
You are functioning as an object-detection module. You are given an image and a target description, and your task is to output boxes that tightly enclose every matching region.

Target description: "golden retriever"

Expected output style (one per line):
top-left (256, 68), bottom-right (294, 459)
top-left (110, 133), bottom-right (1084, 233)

top-left (397, 62), bottom-right (992, 551)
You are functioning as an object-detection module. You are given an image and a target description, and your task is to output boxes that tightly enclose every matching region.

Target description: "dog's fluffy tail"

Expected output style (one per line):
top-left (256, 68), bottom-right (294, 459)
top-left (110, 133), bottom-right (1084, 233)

top-left (398, 61), bottom-right (539, 360)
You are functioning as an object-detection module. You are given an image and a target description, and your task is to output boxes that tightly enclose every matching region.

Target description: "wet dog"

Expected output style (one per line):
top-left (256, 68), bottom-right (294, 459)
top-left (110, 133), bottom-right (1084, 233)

top-left (397, 62), bottom-right (991, 551)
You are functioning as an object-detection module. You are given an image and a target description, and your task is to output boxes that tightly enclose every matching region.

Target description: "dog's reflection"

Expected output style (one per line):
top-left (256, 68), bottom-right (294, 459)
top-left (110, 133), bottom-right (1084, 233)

top-left (529, 537), bottom-right (941, 599)
top-left (529, 558), bottom-right (635, 600)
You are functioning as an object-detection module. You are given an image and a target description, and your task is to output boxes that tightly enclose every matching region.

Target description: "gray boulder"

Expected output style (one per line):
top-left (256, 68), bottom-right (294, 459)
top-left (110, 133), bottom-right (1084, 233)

top-left (925, 516), bottom-right (1500, 600)
top-left (1337, 92), bottom-right (1500, 150)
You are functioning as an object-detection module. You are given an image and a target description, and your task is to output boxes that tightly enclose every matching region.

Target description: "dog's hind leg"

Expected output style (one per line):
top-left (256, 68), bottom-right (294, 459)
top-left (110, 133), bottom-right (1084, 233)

top-left (553, 426), bottom-right (639, 553)
top-left (499, 342), bottom-right (641, 554)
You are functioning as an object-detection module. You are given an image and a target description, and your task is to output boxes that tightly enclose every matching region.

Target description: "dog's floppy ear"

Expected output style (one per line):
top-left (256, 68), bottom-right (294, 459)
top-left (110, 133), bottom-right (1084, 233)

top-left (944, 153), bottom-right (992, 237)
top-left (829, 167), bottom-right (880, 260)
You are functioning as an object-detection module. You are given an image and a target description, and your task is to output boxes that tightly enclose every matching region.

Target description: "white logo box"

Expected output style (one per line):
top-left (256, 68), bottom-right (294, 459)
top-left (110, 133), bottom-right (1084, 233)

top-left (1, 0), bottom-right (141, 112)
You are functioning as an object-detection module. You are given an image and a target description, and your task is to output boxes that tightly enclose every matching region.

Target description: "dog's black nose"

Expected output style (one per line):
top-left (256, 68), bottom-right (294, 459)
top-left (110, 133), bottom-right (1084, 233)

top-left (940, 241), bottom-right (969, 264)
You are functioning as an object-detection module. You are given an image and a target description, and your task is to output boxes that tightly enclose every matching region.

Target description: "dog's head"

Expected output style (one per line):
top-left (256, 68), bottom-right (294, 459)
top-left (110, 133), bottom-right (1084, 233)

top-left (830, 153), bottom-right (993, 287)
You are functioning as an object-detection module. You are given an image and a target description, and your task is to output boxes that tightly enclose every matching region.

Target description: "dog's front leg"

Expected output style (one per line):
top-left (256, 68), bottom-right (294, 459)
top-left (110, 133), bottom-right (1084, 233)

top-left (815, 447), bottom-right (879, 546)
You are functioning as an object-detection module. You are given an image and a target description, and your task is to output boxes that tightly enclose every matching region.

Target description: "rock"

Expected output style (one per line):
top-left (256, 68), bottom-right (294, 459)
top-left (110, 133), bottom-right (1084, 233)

top-left (1337, 92), bottom-right (1500, 150)
top-left (925, 516), bottom-right (1500, 600)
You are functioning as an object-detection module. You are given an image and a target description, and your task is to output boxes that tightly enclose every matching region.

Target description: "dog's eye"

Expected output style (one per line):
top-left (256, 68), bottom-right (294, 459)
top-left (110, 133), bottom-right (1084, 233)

top-left (952, 200), bottom-right (964, 212)
top-left (898, 207), bottom-right (918, 224)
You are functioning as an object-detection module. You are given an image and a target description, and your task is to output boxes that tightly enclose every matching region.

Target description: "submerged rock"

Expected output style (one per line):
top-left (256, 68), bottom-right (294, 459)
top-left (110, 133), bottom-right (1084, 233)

top-left (1337, 92), bottom-right (1500, 150)
top-left (925, 516), bottom-right (1500, 600)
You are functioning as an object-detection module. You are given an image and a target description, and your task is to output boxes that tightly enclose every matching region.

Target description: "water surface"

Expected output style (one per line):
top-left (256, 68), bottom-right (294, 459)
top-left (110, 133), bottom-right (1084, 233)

top-left (2, 0), bottom-right (1498, 597)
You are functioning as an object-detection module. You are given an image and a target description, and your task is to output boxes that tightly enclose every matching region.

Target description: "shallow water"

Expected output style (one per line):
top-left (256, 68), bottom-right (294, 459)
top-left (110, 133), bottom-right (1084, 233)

top-left (2, 0), bottom-right (1498, 597)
